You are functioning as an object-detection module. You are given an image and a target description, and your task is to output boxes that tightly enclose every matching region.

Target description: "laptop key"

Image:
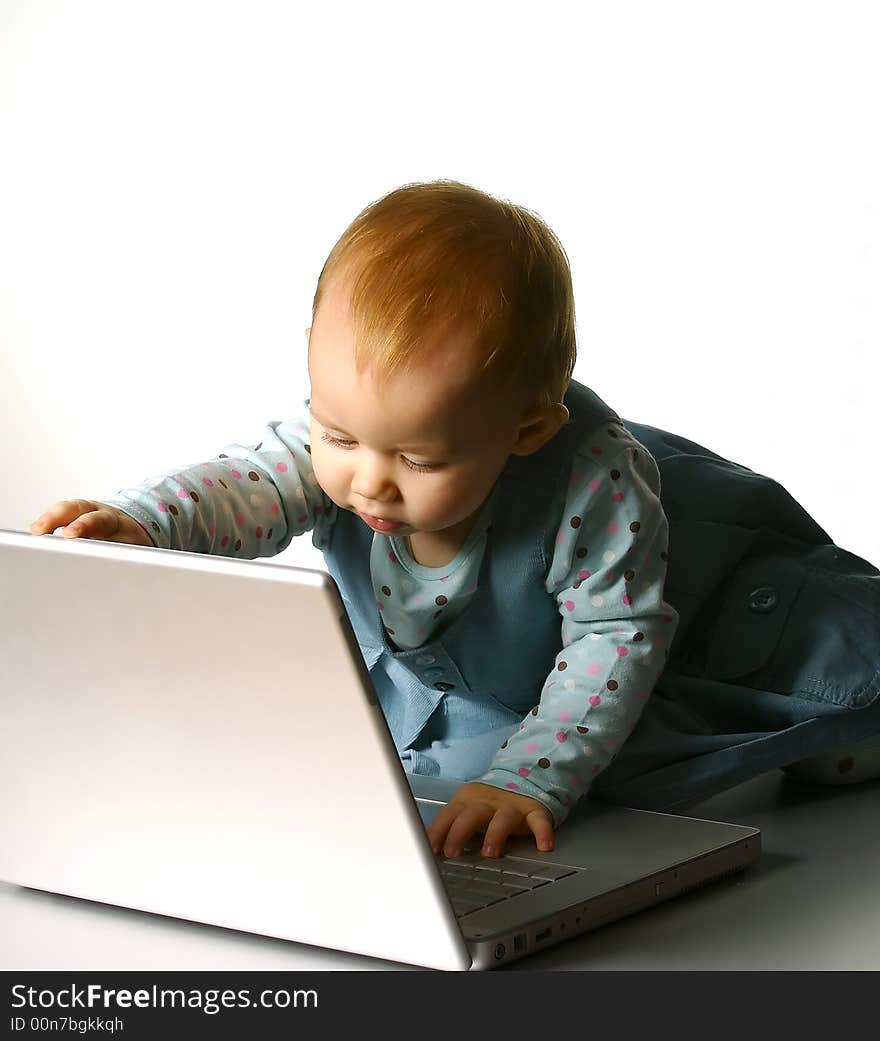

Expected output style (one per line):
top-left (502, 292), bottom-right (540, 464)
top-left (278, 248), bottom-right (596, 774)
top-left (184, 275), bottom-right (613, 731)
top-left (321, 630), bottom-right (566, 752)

top-left (526, 865), bottom-right (577, 882)
top-left (499, 872), bottom-right (545, 890)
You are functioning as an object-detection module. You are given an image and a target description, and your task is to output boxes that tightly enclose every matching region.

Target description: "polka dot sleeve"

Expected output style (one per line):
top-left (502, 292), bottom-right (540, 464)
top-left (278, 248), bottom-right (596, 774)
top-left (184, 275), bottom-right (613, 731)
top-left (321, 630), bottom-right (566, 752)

top-left (476, 424), bottom-right (680, 828)
top-left (101, 402), bottom-right (336, 556)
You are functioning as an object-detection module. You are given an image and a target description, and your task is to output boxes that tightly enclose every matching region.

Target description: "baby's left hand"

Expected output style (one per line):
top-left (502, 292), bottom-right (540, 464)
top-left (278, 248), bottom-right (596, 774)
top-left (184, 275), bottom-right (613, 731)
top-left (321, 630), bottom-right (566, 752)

top-left (426, 782), bottom-right (555, 859)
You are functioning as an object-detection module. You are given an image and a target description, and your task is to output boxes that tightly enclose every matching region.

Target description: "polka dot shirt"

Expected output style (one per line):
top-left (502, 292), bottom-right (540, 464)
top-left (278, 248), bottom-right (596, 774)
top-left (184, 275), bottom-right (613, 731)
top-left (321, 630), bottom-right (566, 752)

top-left (103, 402), bottom-right (677, 826)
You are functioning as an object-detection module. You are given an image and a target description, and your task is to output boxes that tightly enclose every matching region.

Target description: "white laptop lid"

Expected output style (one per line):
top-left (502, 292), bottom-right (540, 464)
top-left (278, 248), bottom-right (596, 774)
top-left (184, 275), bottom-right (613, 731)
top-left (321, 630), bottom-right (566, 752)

top-left (0, 529), bottom-right (471, 970)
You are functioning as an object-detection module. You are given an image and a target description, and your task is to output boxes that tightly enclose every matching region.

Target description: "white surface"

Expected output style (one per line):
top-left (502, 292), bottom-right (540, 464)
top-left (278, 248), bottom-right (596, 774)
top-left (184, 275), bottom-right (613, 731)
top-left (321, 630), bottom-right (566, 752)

top-left (3, 770), bottom-right (880, 970)
top-left (0, 1), bottom-right (877, 573)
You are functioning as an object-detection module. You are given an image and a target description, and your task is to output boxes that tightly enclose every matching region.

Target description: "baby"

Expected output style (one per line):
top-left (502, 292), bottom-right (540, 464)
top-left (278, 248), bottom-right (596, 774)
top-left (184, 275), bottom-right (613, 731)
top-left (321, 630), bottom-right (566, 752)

top-left (29, 179), bottom-right (680, 859)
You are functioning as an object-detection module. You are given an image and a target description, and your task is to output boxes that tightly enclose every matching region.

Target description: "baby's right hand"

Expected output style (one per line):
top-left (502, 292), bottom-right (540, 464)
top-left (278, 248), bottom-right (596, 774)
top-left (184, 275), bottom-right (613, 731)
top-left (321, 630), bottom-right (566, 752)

top-left (29, 500), bottom-right (154, 547)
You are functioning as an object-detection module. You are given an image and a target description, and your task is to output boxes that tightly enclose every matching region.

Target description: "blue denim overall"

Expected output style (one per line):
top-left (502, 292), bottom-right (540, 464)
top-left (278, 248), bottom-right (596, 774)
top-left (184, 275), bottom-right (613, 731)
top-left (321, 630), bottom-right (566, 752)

top-left (320, 379), bottom-right (880, 812)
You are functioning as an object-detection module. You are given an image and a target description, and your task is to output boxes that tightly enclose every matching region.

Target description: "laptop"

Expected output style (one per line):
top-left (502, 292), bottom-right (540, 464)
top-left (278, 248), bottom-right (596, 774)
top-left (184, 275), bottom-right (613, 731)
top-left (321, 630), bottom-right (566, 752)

top-left (0, 527), bottom-right (760, 970)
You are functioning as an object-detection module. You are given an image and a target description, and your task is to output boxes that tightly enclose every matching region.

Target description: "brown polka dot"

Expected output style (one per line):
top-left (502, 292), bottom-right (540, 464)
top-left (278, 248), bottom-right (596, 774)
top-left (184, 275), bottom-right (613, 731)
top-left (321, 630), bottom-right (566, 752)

top-left (660, 551), bottom-right (668, 561)
top-left (168, 504), bottom-right (178, 516)
top-left (266, 528), bottom-right (273, 539)
top-left (838, 756), bottom-right (855, 774)
top-left (234, 539), bottom-right (242, 551)
top-left (219, 453), bottom-right (228, 459)
top-left (190, 491), bottom-right (200, 503)
top-left (607, 428), bottom-right (619, 438)
top-left (387, 628), bottom-right (395, 635)
top-left (501, 740), bottom-right (508, 749)
top-left (576, 547), bottom-right (588, 558)
top-left (151, 521), bottom-right (160, 534)
top-left (630, 521), bottom-right (641, 533)
top-left (610, 469), bottom-right (621, 480)
top-left (632, 450), bottom-right (639, 462)
top-left (531, 706), bottom-right (539, 716)
top-left (538, 758), bottom-right (551, 769)
top-left (254, 442), bottom-right (262, 451)
top-left (433, 610), bottom-right (442, 619)
top-left (558, 661), bottom-right (568, 671)
top-left (304, 444), bottom-right (311, 454)
top-left (218, 479), bottom-right (228, 490)
top-left (633, 631), bottom-right (644, 642)
top-left (576, 725), bottom-right (589, 734)
top-left (607, 679), bottom-right (619, 691)
top-left (248, 471), bottom-right (261, 482)
top-left (573, 580), bottom-right (582, 589)
top-left (381, 585), bottom-right (391, 596)
top-left (570, 516), bottom-right (581, 529)
top-left (624, 569), bottom-right (635, 581)
top-left (435, 595), bottom-right (447, 606)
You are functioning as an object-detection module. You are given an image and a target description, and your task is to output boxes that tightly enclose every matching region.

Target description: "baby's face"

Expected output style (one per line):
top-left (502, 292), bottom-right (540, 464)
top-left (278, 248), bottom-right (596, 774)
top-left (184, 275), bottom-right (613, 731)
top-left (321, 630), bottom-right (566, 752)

top-left (307, 284), bottom-right (528, 540)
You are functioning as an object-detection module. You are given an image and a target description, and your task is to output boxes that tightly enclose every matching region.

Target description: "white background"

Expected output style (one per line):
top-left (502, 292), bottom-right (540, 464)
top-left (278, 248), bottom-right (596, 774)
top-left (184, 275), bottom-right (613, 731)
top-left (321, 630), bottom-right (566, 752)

top-left (1, 0), bottom-right (877, 570)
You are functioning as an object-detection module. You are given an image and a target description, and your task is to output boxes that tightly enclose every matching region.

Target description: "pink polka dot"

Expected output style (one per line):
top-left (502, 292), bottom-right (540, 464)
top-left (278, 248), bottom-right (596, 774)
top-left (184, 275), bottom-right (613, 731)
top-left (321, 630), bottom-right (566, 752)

top-left (275, 462), bottom-right (288, 474)
top-left (617, 646), bottom-right (629, 657)
top-left (526, 742), bottom-right (538, 754)
top-left (221, 535), bottom-right (229, 547)
top-left (622, 594), bottom-right (632, 606)
top-left (315, 505), bottom-right (322, 516)
top-left (157, 502), bottom-right (168, 513)
top-left (606, 739), bottom-right (618, 750)
top-left (588, 479), bottom-right (601, 492)
top-left (612, 492), bottom-right (624, 502)
top-left (607, 522), bottom-right (619, 534)
top-left (570, 470), bottom-right (581, 485)
top-left (590, 446), bottom-right (603, 456)
top-left (234, 512), bottom-right (245, 526)
top-left (297, 514), bottom-right (307, 523)
top-left (578, 569), bottom-right (591, 580)
top-left (520, 722), bottom-right (526, 730)
top-left (564, 600), bottom-right (575, 612)
top-left (569, 775), bottom-right (580, 788)
top-left (150, 489), bottom-right (161, 498)
top-left (637, 689), bottom-right (649, 700)
top-left (208, 524), bottom-right (216, 537)
top-left (589, 695), bottom-right (601, 706)
top-left (556, 731), bottom-right (568, 743)
top-left (556, 531), bottom-right (564, 543)
top-left (202, 477), bottom-right (214, 488)
top-left (588, 663), bottom-right (601, 675)
top-left (389, 551), bottom-right (398, 564)
top-left (558, 711), bottom-right (572, 722)
top-left (376, 601), bottom-right (384, 612)
top-left (270, 503), bottom-right (280, 516)
top-left (518, 767), bottom-right (531, 777)
top-left (440, 575), bottom-right (449, 582)
top-left (256, 526), bottom-right (263, 538)
top-left (230, 469), bottom-right (242, 479)
top-left (177, 488), bottom-right (189, 499)
top-left (591, 765), bottom-right (602, 775)
top-left (505, 783), bottom-right (520, 791)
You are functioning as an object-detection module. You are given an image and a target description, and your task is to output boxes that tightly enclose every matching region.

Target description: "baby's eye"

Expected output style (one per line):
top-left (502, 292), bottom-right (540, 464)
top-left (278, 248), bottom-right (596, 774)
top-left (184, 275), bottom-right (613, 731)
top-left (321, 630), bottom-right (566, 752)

top-left (319, 431), bottom-right (439, 473)
top-left (320, 431), bottom-right (355, 448)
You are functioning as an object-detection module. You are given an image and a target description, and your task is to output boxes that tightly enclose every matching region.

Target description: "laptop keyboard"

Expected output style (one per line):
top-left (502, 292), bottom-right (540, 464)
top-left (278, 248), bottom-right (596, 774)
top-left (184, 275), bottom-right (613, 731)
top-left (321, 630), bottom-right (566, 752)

top-left (436, 850), bottom-right (580, 918)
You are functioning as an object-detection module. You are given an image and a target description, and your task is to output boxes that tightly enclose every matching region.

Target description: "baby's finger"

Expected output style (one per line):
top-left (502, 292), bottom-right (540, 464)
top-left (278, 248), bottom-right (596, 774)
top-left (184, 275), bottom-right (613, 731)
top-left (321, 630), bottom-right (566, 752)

top-left (439, 805), bottom-right (495, 859)
top-left (60, 507), bottom-right (119, 540)
top-left (479, 807), bottom-right (527, 858)
top-left (29, 500), bottom-right (99, 535)
top-left (525, 810), bottom-right (555, 853)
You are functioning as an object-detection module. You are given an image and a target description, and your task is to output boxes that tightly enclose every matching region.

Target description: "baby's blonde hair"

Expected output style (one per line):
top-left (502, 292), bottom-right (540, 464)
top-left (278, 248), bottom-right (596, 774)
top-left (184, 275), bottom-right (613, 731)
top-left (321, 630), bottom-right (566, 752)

top-left (311, 180), bottom-right (577, 411)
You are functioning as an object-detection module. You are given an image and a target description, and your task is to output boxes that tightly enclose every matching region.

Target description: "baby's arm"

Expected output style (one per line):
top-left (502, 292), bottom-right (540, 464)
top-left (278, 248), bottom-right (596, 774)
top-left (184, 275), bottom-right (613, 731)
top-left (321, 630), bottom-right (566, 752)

top-left (428, 426), bottom-right (679, 856)
top-left (31, 406), bottom-right (334, 556)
